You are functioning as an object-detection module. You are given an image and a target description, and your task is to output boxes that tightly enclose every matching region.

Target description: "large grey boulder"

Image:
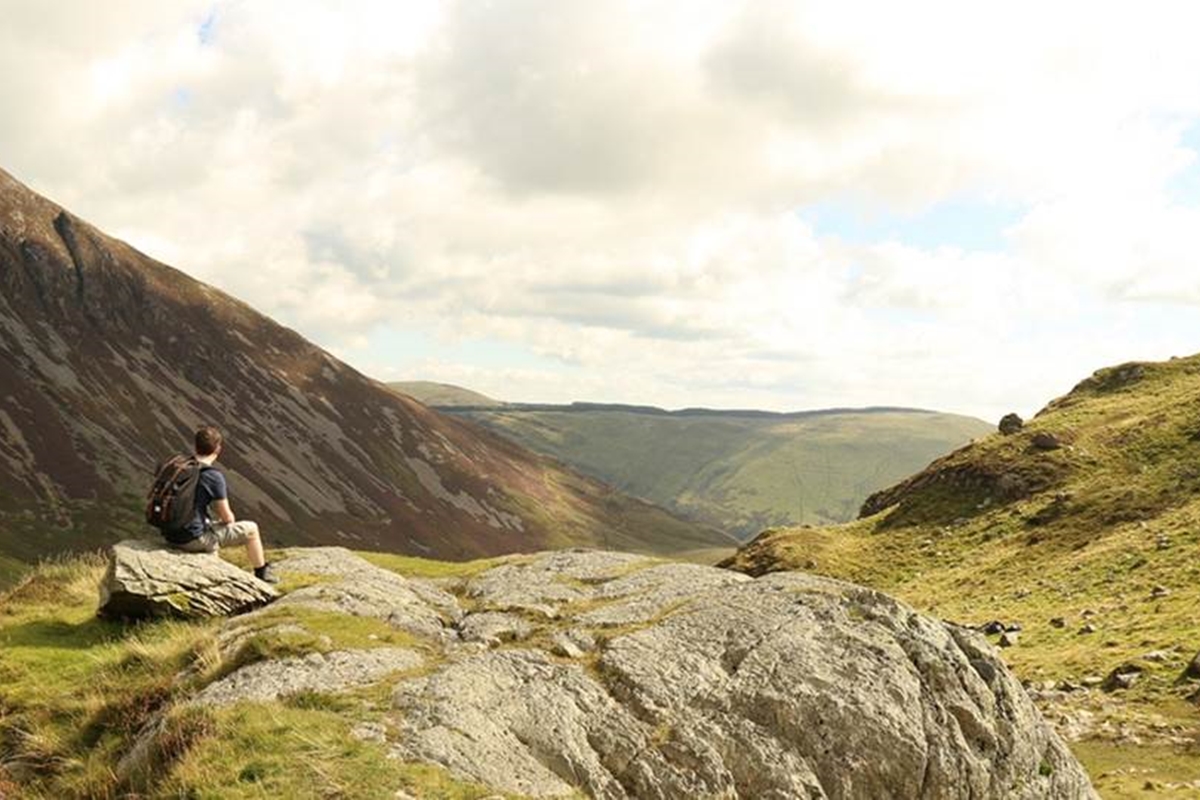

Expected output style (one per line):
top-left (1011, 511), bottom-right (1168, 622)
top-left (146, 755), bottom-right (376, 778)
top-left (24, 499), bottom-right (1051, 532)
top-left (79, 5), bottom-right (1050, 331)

top-left (120, 547), bottom-right (1096, 798)
top-left (385, 552), bottom-right (1096, 799)
top-left (194, 647), bottom-right (423, 706)
top-left (98, 538), bottom-right (277, 619)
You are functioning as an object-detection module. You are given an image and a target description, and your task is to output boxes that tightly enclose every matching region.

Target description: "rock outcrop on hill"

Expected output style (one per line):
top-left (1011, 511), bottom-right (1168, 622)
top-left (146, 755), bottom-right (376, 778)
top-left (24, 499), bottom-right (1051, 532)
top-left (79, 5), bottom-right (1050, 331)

top-left (0, 167), bottom-right (728, 562)
top-left (98, 538), bottom-right (277, 619)
top-left (124, 547), bottom-right (1097, 798)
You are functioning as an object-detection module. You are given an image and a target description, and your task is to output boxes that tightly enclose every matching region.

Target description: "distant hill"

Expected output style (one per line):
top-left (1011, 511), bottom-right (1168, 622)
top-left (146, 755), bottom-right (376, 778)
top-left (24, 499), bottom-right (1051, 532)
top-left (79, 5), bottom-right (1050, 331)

top-left (721, 354), bottom-right (1200, 795)
top-left (0, 167), bottom-right (732, 575)
top-left (423, 395), bottom-right (990, 539)
top-left (389, 381), bottom-right (502, 407)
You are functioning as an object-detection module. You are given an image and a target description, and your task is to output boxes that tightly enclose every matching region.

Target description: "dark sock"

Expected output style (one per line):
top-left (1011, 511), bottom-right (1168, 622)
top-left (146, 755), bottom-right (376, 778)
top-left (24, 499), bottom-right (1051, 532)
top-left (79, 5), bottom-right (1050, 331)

top-left (254, 563), bottom-right (271, 577)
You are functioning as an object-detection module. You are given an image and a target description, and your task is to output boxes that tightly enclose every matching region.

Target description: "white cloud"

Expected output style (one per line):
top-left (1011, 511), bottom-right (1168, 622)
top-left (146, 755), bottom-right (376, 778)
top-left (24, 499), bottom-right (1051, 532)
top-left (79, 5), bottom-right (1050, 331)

top-left (5, 0), bottom-right (1200, 422)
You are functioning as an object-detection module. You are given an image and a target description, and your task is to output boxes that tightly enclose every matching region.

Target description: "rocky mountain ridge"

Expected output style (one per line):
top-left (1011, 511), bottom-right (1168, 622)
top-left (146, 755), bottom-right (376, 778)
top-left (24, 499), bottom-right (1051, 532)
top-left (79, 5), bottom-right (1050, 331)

top-left (0, 167), bottom-right (729, 564)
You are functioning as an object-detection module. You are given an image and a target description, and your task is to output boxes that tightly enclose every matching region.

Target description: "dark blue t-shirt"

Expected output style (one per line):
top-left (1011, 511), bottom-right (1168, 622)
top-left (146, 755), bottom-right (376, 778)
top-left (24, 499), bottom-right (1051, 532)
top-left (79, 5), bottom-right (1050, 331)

top-left (185, 468), bottom-right (228, 537)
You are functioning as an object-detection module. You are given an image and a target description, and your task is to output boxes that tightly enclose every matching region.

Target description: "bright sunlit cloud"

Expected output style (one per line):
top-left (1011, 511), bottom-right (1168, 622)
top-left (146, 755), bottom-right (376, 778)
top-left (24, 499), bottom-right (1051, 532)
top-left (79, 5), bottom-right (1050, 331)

top-left (5, 0), bottom-right (1200, 421)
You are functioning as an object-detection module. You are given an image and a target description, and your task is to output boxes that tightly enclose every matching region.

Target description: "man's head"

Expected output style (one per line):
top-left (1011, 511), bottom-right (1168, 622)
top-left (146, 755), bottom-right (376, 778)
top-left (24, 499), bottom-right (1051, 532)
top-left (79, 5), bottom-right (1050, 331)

top-left (195, 425), bottom-right (223, 459)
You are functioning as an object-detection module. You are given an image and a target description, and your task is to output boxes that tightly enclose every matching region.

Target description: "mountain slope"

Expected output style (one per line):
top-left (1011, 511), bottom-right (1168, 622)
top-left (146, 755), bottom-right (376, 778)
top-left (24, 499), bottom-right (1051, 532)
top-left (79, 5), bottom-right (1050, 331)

top-left (0, 167), bottom-right (730, 566)
top-left (426, 399), bottom-right (989, 538)
top-left (389, 381), bottom-right (502, 408)
top-left (721, 354), bottom-right (1200, 796)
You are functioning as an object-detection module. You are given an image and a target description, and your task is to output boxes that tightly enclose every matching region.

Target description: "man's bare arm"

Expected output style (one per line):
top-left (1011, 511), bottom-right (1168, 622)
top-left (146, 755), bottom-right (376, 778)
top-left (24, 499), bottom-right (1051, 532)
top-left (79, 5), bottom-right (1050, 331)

top-left (211, 498), bottom-right (236, 524)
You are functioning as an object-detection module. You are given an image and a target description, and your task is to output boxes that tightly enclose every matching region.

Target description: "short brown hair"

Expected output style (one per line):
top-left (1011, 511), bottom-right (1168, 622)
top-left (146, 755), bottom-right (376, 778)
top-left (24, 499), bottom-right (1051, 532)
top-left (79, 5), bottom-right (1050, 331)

top-left (195, 425), bottom-right (223, 456)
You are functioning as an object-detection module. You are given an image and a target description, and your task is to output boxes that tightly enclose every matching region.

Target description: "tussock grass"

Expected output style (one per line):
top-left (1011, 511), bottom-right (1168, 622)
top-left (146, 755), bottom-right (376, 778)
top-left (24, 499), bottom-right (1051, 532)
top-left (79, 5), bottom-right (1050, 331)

top-left (156, 702), bottom-right (504, 799)
top-left (0, 550), bottom-right (454, 798)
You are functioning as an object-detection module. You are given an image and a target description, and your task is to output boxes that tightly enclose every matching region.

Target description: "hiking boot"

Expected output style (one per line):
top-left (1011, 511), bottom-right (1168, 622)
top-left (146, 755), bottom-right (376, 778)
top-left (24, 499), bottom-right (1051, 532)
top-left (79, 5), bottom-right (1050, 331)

top-left (254, 563), bottom-right (279, 584)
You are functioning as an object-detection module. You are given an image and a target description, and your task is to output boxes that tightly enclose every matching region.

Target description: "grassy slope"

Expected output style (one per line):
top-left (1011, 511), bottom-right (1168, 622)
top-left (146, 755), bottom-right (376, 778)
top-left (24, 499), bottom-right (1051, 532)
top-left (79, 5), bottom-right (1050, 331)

top-left (0, 553), bottom-right (27, 591)
top-left (456, 407), bottom-right (990, 539)
top-left (388, 381), bottom-right (502, 407)
top-left (0, 550), bottom-right (522, 799)
top-left (722, 355), bottom-right (1200, 797)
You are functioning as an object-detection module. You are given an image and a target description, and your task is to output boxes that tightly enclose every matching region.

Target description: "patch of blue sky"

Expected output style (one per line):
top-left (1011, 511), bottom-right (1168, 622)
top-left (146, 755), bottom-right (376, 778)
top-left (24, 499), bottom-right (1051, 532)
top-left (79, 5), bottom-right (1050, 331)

top-left (170, 87), bottom-right (193, 110)
top-left (1166, 123), bottom-right (1200, 206)
top-left (360, 326), bottom-right (573, 374)
top-left (197, 7), bottom-right (218, 45)
top-left (800, 196), bottom-right (1024, 252)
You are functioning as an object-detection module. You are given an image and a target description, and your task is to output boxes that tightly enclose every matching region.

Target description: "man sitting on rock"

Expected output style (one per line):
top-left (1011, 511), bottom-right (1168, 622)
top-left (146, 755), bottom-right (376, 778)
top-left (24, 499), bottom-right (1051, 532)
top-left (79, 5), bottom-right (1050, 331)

top-left (167, 425), bottom-right (278, 584)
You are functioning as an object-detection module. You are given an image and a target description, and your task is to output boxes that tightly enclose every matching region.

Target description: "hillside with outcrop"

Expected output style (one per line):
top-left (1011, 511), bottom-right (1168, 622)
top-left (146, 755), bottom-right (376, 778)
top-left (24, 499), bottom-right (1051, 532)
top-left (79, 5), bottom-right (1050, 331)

top-left (0, 544), bottom-right (1096, 798)
top-left (0, 167), bottom-right (730, 572)
top-left (722, 354), bottom-right (1200, 796)
top-left (403, 389), bottom-right (990, 538)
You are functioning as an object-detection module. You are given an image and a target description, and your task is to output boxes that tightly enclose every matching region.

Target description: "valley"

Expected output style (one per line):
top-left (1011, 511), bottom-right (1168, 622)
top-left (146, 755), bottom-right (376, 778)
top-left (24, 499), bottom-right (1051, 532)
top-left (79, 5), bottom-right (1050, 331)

top-left (392, 383), bottom-right (990, 540)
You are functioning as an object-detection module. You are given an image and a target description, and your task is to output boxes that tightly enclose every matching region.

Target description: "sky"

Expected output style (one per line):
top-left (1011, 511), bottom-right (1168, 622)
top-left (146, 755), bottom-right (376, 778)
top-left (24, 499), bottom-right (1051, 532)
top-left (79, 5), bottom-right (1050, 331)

top-left (5, 1), bottom-right (1200, 421)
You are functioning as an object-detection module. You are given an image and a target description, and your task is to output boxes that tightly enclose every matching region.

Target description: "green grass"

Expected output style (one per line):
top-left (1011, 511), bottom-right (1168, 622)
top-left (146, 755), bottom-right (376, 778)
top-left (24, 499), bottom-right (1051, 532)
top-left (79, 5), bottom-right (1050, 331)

top-left (0, 553), bottom-right (463, 798)
top-left (156, 702), bottom-right (508, 799)
top-left (0, 553), bottom-right (27, 592)
top-left (1073, 740), bottom-right (1200, 798)
top-left (359, 549), bottom-right (528, 579)
top-left (450, 406), bottom-right (990, 539)
top-left (723, 353), bottom-right (1200, 792)
top-left (0, 554), bottom-right (224, 797)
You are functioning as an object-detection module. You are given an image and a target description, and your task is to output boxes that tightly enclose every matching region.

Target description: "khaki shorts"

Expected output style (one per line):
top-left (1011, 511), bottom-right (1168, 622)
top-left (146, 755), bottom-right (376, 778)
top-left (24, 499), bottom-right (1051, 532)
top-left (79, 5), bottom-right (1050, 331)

top-left (172, 520), bottom-right (259, 554)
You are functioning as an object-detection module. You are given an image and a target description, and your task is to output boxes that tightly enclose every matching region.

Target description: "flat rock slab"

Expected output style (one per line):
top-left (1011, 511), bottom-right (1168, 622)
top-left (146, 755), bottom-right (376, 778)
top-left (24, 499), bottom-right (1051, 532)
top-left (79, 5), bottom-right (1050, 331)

top-left (266, 546), bottom-right (457, 639)
top-left (195, 647), bottom-right (423, 706)
top-left (99, 538), bottom-right (277, 619)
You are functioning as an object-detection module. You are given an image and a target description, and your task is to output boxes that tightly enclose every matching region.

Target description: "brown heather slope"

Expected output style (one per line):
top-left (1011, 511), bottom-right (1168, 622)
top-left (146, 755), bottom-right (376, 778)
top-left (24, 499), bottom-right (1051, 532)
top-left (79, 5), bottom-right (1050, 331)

top-left (0, 167), bottom-right (731, 565)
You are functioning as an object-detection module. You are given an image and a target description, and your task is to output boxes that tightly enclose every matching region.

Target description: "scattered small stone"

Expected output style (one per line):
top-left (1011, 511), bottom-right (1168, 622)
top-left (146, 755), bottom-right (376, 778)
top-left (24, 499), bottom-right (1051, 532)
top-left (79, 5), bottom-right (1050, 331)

top-left (350, 721), bottom-right (388, 743)
top-left (1005, 622), bottom-right (1023, 633)
top-left (1181, 651), bottom-right (1200, 681)
top-left (1031, 432), bottom-right (1062, 451)
top-left (1142, 650), bottom-right (1171, 663)
top-left (1150, 585), bottom-right (1171, 599)
top-left (1049, 617), bottom-right (1066, 629)
top-left (1081, 676), bottom-right (1104, 688)
top-left (999, 413), bottom-right (1024, 435)
top-left (980, 620), bottom-right (1006, 636)
top-left (550, 631), bottom-right (595, 659)
top-left (1101, 663), bottom-right (1145, 692)
top-left (1078, 624), bottom-right (1097, 634)
top-left (999, 631), bottom-right (1020, 648)
top-left (1081, 609), bottom-right (1095, 618)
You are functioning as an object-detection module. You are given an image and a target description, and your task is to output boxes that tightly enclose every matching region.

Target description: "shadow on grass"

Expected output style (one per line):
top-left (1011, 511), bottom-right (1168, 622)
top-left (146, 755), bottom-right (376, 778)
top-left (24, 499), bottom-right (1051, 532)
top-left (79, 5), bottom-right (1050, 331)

top-left (0, 616), bottom-right (128, 650)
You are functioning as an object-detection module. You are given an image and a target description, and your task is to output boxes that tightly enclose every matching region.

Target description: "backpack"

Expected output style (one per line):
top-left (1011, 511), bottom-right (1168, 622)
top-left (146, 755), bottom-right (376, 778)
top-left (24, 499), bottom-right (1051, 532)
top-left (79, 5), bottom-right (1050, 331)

top-left (145, 455), bottom-right (204, 536)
